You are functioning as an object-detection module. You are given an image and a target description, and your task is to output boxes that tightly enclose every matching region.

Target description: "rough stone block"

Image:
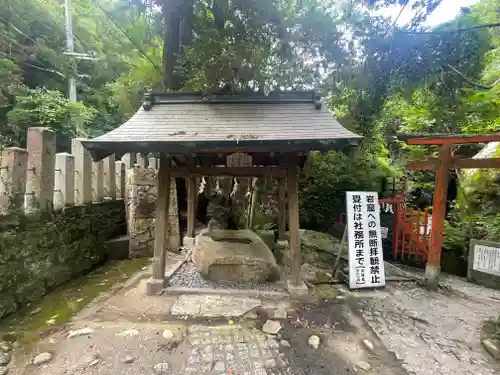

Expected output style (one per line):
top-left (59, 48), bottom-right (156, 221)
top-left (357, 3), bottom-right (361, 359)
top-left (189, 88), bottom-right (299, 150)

top-left (183, 236), bottom-right (195, 250)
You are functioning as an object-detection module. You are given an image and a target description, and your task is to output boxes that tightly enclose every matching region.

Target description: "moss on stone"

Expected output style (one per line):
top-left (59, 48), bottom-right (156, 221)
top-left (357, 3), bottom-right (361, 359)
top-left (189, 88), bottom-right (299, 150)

top-left (0, 258), bottom-right (149, 350)
top-left (0, 201), bottom-right (126, 320)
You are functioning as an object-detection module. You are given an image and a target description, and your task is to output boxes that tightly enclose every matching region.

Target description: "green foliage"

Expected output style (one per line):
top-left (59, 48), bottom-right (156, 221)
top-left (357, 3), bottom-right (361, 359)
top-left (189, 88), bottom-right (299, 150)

top-left (299, 146), bottom-right (394, 231)
top-left (2, 88), bottom-right (96, 151)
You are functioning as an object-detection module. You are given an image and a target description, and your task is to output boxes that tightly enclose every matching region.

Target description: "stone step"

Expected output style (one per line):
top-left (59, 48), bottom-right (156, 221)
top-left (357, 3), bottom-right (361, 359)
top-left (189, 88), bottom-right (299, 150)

top-left (104, 235), bottom-right (129, 260)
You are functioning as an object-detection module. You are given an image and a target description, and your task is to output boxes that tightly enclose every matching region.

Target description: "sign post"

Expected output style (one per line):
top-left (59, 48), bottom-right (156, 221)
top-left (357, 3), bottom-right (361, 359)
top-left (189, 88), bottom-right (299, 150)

top-left (346, 191), bottom-right (386, 289)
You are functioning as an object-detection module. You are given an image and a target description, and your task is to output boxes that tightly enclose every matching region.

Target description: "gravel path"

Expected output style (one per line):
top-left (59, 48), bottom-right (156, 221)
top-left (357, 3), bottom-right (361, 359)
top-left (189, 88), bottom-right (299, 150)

top-left (357, 279), bottom-right (500, 375)
top-left (167, 262), bottom-right (286, 292)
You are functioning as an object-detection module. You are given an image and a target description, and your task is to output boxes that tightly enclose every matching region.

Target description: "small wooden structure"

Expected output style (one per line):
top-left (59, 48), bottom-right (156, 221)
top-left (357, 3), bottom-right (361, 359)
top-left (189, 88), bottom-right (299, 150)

top-left (398, 133), bottom-right (500, 288)
top-left (81, 91), bottom-right (362, 295)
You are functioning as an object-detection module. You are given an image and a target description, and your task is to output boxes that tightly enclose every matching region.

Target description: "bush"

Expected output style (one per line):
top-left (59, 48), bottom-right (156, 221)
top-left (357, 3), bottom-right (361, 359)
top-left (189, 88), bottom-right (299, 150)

top-left (299, 147), bottom-right (394, 232)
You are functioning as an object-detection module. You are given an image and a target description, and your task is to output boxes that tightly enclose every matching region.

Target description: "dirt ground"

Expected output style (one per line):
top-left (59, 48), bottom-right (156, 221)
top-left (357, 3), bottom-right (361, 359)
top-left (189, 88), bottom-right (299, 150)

top-left (4, 273), bottom-right (407, 375)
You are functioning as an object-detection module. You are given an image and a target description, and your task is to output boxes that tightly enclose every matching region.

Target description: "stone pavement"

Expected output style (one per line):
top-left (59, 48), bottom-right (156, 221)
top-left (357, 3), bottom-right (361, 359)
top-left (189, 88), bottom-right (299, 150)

top-left (357, 275), bottom-right (500, 375)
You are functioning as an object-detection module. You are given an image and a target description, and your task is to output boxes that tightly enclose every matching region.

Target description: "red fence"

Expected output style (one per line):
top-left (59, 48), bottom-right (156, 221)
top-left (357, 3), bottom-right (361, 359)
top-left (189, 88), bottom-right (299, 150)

top-left (380, 195), bottom-right (430, 263)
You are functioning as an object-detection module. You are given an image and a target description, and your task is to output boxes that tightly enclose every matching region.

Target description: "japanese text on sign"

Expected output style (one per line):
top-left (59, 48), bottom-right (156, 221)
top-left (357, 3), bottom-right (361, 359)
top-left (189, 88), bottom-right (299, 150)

top-left (346, 192), bottom-right (386, 289)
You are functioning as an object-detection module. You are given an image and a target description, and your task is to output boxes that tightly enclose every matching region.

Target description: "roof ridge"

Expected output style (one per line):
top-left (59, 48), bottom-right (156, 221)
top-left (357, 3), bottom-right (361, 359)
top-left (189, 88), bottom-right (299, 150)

top-left (142, 90), bottom-right (322, 110)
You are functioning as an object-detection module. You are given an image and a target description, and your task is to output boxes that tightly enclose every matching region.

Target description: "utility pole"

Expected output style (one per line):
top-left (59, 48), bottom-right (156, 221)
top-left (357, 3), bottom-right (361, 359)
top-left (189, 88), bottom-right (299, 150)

top-left (64, 0), bottom-right (77, 101)
top-left (64, 0), bottom-right (99, 102)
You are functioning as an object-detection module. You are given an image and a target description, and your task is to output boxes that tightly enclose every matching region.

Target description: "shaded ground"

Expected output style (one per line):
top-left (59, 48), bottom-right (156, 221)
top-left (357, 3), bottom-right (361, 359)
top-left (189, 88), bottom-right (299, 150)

top-left (3, 265), bottom-right (406, 375)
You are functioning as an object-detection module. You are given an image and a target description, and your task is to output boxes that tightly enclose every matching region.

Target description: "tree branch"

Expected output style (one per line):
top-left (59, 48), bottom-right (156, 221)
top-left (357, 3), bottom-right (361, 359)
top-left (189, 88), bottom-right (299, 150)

top-left (447, 64), bottom-right (500, 90)
top-left (404, 22), bottom-right (500, 34)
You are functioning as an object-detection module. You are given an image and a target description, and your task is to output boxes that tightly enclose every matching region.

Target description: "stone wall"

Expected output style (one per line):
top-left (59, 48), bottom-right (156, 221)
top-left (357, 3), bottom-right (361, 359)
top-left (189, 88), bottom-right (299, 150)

top-left (0, 200), bottom-right (125, 319)
top-left (125, 166), bottom-right (180, 258)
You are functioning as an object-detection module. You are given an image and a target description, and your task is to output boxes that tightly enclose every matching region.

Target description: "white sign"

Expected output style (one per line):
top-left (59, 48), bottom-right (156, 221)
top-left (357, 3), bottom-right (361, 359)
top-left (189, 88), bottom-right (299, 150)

top-left (346, 191), bottom-right (386, 289)
top-left (381, 227), bottom-right (388, 239)
top-left (473, 244), bottom-right (500, 276)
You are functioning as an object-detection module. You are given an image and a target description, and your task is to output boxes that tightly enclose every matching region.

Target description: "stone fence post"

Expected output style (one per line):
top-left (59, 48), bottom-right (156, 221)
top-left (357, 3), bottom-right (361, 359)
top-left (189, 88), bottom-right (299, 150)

top-left (136, 153), bottom-right (148, 168)
top-left (103, 155), bottom-right (116, 200)
top-left (71, 139), bottom-right (92, 205)
top-left (121, 153), bottom-right (136, 169)
top-left (92, 160), bottom-right (104, 203)
top-left (0, 147), bottom-right (28, 214)
top-left (148, 155), bottom-right (158, 170)
top-left (54, 153), bottom-right (75, 210)
top-left (25, 127), bottom-right (56, 213)
top-left (115, 161), bottom-right (125, 199)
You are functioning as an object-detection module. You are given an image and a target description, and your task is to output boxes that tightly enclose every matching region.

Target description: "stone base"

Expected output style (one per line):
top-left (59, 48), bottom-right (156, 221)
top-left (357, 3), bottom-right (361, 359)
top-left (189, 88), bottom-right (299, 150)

top-left (424, 263), bottom-right (440, 290)
top-left (286, 280), bottom-right (309, 297)
top-left (145, 278), bottom-right (165, 295)
top-left (183, 236), bottom-right (195, 250)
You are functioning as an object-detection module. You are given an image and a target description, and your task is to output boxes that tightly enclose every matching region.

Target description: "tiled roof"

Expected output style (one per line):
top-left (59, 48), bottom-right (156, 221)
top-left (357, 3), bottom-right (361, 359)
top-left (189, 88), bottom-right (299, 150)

top-left (82, 91), bottom-right (362, 160)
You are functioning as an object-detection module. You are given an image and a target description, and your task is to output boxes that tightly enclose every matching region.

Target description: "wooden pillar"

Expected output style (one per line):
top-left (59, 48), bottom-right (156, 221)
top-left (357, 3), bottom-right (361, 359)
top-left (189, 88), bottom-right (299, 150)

top-left (149, 154), bottom-right (172, 292)
top-left (278, 178), bottom-right (286, 242)
top-left (287, 157), bottom-right (302, 286)
top-left (187, 175), bottom-right (197, 238)
top-left (425, 144), bottom-right (452, 288)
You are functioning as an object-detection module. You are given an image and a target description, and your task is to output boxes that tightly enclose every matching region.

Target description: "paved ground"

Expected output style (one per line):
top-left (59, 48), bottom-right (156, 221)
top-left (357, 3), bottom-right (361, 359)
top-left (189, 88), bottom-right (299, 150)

top-left (356, 274), bottom-right (500, 375)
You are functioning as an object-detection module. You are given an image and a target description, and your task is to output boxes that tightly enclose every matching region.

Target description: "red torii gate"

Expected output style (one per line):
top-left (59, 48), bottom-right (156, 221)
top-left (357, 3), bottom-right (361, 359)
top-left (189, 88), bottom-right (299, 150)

top-left (398, 133), bottom-right (500, 288)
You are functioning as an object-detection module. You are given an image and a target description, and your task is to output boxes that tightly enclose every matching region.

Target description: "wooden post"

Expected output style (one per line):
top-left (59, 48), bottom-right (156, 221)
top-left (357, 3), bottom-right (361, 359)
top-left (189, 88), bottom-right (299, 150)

top-left (425, 144), bottom-right (452, 289)
top-left (287, 156), bottom-right (303, 289)
top-left (148, 154), bottom-right (172, 294)
top-left (278, 178), bottom-right (286, 241)
top-left (187, 175), bottom-right (197, 238)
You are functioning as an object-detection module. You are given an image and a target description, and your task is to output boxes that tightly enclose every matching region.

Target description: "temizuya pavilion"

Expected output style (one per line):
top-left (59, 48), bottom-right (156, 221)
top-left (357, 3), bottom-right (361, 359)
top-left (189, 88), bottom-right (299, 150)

top-left (81, 90), bottom-right (362, 296)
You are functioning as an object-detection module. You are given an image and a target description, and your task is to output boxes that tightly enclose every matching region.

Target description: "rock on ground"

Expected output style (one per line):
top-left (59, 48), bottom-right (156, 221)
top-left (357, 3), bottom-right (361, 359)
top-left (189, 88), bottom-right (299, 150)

top-left (355, 361), bottom-right (371, 371)
top-left (32, 352), bottom-right (53, 366)
top-left (308, 335), bottom-right (320, 349)
top-left (67, 328), bottom-right (94, 339)
top-left (0, 352), bottom-right (10, 366)
top-left (262, 320), bottom-right (282, 335)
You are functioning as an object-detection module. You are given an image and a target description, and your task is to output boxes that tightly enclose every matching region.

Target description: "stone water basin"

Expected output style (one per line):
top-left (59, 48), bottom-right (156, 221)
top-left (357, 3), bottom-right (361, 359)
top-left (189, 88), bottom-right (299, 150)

top-left (191, 229), bottom-right (280, 283)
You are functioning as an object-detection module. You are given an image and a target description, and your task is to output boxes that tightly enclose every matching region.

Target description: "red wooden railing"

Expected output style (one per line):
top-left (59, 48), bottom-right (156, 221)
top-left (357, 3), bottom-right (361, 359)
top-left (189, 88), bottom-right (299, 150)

top-left (380, 194), bottom-right (430, 263)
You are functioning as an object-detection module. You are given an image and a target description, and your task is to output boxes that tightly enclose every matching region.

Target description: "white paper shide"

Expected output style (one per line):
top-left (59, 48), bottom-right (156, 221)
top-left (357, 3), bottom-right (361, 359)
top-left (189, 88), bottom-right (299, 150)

top-left (346, 192), bottom-right (386, 289)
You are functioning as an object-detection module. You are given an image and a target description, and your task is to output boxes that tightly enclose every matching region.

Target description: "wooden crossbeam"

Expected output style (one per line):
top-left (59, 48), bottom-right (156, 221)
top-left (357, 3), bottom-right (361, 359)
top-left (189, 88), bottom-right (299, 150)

top-left (170, 166), bottom-right (287, 178)
top-left (408, 157), bottom-right (500, 171)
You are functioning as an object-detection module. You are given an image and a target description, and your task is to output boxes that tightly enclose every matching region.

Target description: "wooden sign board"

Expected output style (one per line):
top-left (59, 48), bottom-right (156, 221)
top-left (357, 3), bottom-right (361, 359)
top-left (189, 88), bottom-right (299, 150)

top-left (226, 152), bottom-right (252, 168)
top-left (346, 191), bottom-right (386, 289)
top-left (468, 239), bottom-right (500, 290)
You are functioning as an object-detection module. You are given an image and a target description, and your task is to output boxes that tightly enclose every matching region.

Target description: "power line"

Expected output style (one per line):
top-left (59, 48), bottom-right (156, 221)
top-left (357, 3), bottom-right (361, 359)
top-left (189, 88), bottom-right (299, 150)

top-left (88, 0), bottom-right (162, 74)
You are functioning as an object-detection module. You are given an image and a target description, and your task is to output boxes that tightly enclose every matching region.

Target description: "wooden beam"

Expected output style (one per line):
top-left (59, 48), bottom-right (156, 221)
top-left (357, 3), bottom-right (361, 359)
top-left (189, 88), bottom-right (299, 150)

top-left (401, 133), bottom-right (500, 145)
top-left (408, 157), bottom-right (500, 171)
top-left (287, 157), bottom-right (302, 286)
top-left (169, 166), bottom-right (286, 178)
top-left (407, 158), bottom-right (440, 171)
top-left (152, 154), bottom-right (172, 280)
top-left (453, 158), bottom-right (500, 169)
